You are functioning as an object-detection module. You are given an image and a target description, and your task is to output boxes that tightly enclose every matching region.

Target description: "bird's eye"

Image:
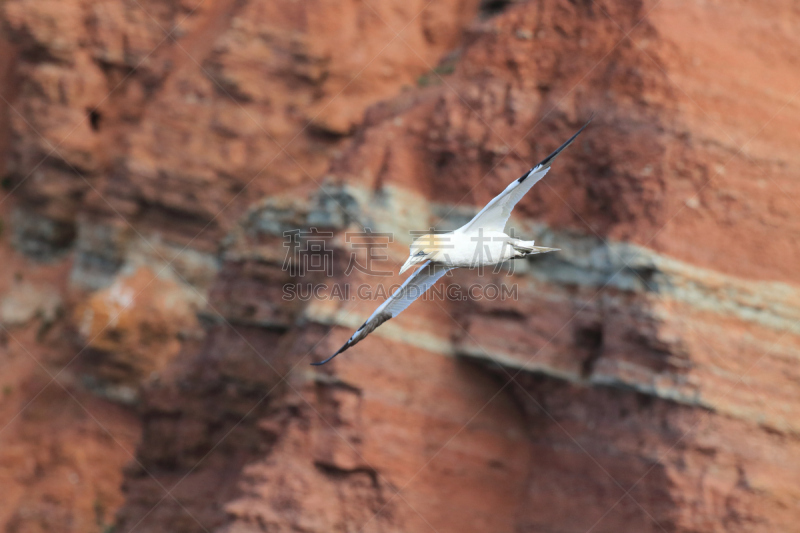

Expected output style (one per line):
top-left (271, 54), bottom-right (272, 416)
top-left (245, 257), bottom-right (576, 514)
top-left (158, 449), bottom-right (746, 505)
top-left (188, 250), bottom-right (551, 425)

top-left (415, 251), bottom-right (426, 256)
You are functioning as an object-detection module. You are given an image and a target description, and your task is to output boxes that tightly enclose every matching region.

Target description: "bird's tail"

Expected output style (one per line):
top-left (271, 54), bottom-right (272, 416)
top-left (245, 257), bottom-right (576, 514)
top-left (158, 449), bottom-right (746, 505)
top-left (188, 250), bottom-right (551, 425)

top-left (510, 239), bottom-right (560, 256)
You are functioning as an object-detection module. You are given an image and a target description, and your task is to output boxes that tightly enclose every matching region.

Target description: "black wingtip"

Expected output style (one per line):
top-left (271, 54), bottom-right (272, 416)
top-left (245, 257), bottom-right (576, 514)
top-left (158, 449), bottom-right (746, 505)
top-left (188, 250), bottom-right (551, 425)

top-left (532, 114), bottom-right (595, 170)
top-left (310, 341), bottom-right (350, 366)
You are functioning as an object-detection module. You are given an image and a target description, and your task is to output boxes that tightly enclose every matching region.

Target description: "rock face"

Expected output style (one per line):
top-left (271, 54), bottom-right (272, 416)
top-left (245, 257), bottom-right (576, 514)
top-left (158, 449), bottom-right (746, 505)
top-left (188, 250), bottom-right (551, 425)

top-left (74, 266), bottom-right (202, 402)
top-left (0, 281), bottom-right (61, 328)
top-left (1, 0), bottom-right (799, 532)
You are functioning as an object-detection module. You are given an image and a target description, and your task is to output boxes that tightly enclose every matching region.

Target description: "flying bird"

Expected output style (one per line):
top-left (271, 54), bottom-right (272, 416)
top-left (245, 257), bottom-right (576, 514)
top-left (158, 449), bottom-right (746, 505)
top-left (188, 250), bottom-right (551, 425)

top-left (312, 118), bottom-right (592, 365)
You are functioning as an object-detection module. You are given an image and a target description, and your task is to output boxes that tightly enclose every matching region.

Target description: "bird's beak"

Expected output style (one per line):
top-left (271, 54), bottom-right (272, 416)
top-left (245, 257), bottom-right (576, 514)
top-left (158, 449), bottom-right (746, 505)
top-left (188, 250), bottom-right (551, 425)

top-left (530, 246), bottom-right (560, 254)
top-left (399, 257), bottom-right (415, 275)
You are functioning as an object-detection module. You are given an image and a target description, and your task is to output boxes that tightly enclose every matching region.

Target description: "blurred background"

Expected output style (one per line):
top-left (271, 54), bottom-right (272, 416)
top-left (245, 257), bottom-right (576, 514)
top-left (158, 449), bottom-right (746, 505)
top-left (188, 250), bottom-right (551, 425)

top-left (0, 0), bottom-right (799, 531)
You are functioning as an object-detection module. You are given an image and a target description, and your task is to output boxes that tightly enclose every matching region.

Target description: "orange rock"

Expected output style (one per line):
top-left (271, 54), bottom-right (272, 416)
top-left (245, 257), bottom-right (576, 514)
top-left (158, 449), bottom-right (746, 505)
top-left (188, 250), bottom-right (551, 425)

top-left (74, 267), bottom-right (198, 389)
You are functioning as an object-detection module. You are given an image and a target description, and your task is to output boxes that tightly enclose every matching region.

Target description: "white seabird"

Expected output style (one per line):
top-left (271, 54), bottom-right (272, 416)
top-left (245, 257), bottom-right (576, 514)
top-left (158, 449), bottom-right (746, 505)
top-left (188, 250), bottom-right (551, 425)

top-left (312, 118), bottom-right (592, 365)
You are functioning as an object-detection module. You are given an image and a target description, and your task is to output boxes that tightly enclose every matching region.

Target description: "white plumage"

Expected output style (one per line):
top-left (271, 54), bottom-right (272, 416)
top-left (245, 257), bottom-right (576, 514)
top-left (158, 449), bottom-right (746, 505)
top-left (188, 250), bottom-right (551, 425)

top-left (312, 118), bottom-right (592, 365)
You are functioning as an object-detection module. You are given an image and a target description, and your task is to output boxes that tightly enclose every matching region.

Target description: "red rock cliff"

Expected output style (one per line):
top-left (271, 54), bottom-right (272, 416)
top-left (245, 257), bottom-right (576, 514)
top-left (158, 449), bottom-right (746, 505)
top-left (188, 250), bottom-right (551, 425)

top-left (0, 0), bottom-right (799, 532)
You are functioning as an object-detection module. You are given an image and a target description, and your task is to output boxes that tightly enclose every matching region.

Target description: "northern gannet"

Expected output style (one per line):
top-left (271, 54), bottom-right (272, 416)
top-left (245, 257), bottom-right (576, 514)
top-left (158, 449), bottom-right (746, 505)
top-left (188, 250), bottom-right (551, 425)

top-left (312, 118), bottom-right (592, 365)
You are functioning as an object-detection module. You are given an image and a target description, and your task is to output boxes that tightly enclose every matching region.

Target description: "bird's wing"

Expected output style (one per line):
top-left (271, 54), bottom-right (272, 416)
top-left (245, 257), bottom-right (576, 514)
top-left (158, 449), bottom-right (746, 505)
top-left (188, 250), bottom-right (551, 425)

top-left (458, 118), bottom-right (592, 234)
top-left (312, 260), bottom-right (452, 365)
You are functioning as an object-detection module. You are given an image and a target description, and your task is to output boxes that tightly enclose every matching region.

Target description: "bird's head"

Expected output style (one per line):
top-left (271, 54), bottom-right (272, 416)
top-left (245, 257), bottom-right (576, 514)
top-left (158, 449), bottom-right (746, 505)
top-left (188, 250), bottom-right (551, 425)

top-left (399, 233), bottom-right (447, 274)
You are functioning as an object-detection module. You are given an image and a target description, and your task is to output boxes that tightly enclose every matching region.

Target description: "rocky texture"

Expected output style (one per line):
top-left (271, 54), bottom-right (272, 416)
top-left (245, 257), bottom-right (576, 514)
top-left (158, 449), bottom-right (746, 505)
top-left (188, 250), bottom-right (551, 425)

top-left (0, 378), bottom-right (140, 533)
top-left (2, 0), bottom-right (480, 251)
top-left (0, 208), bottom-right (141, 533)
top-left (1, 0), bottom-right (799, 532)
top-left (508, 374), bottom-right (800, 533)
top-left (74, 266), bottom-right (203, 403)
top-left (0, 281), bottom-right (61, 328)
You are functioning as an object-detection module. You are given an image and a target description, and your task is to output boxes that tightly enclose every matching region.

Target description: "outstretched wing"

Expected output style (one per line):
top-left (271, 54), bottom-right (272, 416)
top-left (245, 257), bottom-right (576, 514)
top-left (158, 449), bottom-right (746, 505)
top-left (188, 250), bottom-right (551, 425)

top-left (458, 117), bottom-right (592, 234)
top-left (312, 261), bottom-right (452, 365)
